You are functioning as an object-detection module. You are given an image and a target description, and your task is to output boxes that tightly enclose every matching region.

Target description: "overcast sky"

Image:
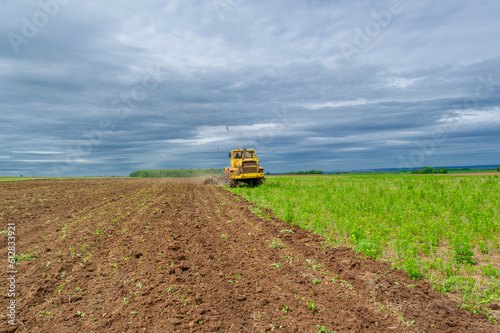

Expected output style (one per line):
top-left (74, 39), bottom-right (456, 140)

top-left (1, 0), bottom-right (499, 176)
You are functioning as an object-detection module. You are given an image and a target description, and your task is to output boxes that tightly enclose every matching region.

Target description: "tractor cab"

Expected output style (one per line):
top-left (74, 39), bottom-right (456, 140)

top-left (229, 149), bottom-right (254, 160)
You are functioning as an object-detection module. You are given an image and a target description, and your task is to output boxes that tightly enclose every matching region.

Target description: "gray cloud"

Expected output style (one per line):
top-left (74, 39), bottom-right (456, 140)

top-left (0, 0), bottom-right (499, 176)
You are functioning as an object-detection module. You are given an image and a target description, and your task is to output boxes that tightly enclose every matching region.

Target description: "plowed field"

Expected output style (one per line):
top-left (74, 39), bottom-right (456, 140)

top-left (0, 179), bottom-right (498, 332)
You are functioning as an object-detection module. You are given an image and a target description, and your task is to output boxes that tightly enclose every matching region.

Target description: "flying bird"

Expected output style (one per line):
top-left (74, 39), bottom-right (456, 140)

top-left (160, 156), bottom-right (165, 159)
top-left (226, 125), bottom-right (229, 131)
top-left (217, 148), bottom-right (220, 151)
top-left (272, 149), bottom-right (274, 152)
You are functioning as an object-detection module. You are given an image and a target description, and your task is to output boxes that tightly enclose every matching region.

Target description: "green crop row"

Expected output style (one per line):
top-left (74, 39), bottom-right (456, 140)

top-left (0, 177), bottom-right (42, 182)
top-left (229, 174), bottom-right (500, 310)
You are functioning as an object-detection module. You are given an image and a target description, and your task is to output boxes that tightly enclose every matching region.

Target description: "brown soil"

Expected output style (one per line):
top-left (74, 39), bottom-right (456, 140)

top-left (0, 179), bottom-right (498, 332)
top-left (440, 172), bottom-right (500, 176)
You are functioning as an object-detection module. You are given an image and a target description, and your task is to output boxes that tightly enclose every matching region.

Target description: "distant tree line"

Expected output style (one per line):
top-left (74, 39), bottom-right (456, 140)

top-left (411, 166), bottom-right (447, 174)
top-left (280, 170), bottom-right (323, 175)
top-left (129, 168), bottom-right (221, 178)
top-left (497, 166), bottom-right (500, 172)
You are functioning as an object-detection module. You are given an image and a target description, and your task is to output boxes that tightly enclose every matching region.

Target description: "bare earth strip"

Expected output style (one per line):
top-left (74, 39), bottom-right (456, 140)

top-left (0, 179), bottom-right (498, 332)
top-left (437, 172), bottom-right (500, 176)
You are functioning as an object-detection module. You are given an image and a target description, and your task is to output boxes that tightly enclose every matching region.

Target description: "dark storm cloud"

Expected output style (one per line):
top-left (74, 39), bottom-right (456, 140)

top-left (0, 0), bottom-right (499, 176)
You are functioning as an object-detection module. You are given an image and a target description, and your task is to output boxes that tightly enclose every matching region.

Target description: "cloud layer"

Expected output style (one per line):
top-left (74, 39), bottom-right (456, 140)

top-left (1, 0), bottom-right (499, 176)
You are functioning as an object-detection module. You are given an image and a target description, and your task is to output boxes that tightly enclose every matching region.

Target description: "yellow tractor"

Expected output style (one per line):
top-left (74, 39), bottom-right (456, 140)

top-left (223, 148), bottom-right (265, 187)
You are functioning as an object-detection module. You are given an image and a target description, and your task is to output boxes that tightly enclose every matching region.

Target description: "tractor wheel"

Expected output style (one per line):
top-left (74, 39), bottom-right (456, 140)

top-left (254, 178), bottom-right (265, 187)
top-left (228, 178), bottom-right (237, 188)
top-left (221, 172), bottom-right (231, 186)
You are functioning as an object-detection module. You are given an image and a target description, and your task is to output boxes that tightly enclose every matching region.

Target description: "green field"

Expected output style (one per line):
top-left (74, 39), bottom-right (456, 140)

top-left (229, 174), bottom-right (500, 310)
top-left (0, 177), bottom-right (44, 182)
top-left (130, 168), bottom-right (221, 178)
